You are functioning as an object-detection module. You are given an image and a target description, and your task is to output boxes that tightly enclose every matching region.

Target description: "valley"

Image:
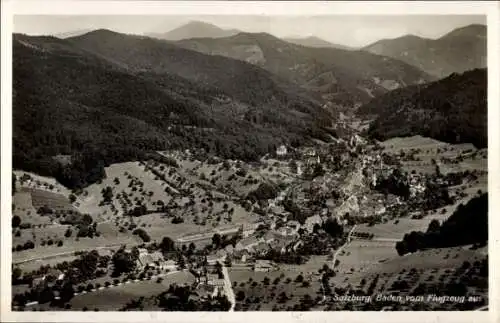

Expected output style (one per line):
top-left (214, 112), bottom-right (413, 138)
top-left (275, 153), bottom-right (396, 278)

top-left (9, 18), bottom-right (488, 312)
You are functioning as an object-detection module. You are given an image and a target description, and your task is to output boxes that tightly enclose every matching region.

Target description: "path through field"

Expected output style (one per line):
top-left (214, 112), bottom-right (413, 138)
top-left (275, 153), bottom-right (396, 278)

top-left (13, 244), bottom-right (123, 265)
top-left (222, 266), bottom-right (236, 311)
top-left (332, 225), bottom-right (357, 269)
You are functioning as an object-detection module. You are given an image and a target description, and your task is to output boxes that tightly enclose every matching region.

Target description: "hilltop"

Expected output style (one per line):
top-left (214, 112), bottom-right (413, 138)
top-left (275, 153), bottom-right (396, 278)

top-left (283, 36), bottom-right (354, 50)
top-left (358, 68), bottom-right (487, 148)
top-left (363, 24), bottom-right (486, 78)
top-left (13, 31), bottom-right (333, 189)
top-left (147, 21), bottom-right (240, 41)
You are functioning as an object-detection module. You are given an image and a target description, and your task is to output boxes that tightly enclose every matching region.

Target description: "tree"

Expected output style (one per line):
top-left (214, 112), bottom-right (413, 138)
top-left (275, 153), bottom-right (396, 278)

top-left (188, 242), bottom-right (196, 255)
top-left (322, 217), bottom-right (343, 238)
top-left (427, 219), bottom-right (441, 233)
top-left (212, 233), bottom-right (221, 248)
top-left (160, 237), bottom-right (176, 254)
top-left (12, 267), bottom-right (22, 284)
top-left (69, 194), bottom-right (77, 204)
top-left (64, 228), bottom-right (73, 238)
top-left (395, 241), bottom-right (408, 256)
top-left (101, 186), bottom-right (113, 204)
top-left (111, 248), bottom-right (137, 277)
top-left (12, 173), bottom-right (17, 194)
top-left (177, 254), bottom-right (186, 270)
top-left (60, 281), bottom-right (75, 303)
top-left (236, 290), bottom-right (246, 301)
top-left (12, 215), bottom-right (21, 228)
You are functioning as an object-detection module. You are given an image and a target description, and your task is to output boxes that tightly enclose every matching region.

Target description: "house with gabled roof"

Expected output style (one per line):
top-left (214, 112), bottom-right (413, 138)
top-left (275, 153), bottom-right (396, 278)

top-left (254, 260), bottom-right (274, 272)
top-left (235, 236), bottom-right (260, 252)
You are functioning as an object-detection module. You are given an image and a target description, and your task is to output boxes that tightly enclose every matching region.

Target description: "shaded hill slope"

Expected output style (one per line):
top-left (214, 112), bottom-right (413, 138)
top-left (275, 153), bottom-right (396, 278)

top-left (13, 32), bottom-right (334, 189)
top-left (363, 24), bottom-right (487, 78)
top-left (359, 68), bottom-right (487, 148)
top-left (283, 36), bottom-right (354, 50)
top-left (175, 32), bottom-right (433, 107)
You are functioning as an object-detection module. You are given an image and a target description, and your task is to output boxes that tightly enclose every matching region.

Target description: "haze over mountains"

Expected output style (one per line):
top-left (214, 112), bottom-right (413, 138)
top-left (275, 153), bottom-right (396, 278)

top-left (147, 21), bottom-right (241, 41)
top-left (283, 36), bottom-right (355, 50)
top-left (363, 24), bottom-right (486, 78)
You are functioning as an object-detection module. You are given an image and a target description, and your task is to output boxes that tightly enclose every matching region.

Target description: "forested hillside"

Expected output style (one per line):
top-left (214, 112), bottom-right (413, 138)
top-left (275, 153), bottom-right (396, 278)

top-left (176, 32), bottom-right (433, 106)
top-left (396, 193), bottom-right (488, 256)
top-left (13, 32), bottom-right (334, 189)
top-left (359, 68), bottom-right (487, 148)
top-left (363, 24), bottom-right (486, 78)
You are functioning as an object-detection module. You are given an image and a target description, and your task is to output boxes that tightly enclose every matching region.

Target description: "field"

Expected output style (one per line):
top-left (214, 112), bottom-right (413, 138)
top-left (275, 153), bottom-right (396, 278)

top-left (20, 271), bottom-right (196, 311)
top-left (228, 267), bottom-right (323, 311)
top-left (380, 136), bottom-right (486, 175)
top-left (332, 245), bottom-right (488, 310)
top-left (69, 271), bottom-right (195, 310)
top-left (12, 189), bottom-right (51, 226)
top-left (30, 189), bottom-right (77, 212)
top-left (334, 240), bottom-right (398, 275)
top-left (353, 218), bottom-right (429, 241)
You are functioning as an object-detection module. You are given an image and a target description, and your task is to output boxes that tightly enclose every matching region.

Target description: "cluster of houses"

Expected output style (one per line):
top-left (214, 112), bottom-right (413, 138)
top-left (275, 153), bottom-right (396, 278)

top-left (135, 248), bottom-right (177, 271)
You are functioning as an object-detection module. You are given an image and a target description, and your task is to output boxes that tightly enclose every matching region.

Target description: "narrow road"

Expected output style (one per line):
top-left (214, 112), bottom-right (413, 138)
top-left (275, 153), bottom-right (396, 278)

top-left (332, 224), bottom-right (357, 269)
top-left (13, 244), bottom-right (124, 265)
top-left (371, 237), bottom-right (400, 243)
top-left (321, 225), bottom-right (357, 302)
top-left (222, 265), bottom-right (236, 312)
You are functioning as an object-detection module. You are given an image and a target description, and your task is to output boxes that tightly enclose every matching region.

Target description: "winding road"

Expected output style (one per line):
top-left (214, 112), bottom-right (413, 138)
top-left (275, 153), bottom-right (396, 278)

top-left (222, 265), bottom-right (236, 311)
top-left (332, 224), bottom-right (357, 269)
top-left (13, 244), bottom-right (124, 265)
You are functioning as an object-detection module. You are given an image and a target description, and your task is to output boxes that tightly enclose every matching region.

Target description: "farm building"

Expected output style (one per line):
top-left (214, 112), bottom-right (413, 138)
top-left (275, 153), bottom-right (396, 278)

top-left (254, 260), bottom-right (274, 272)
top-left (269, 239), bottom-right (289, 254)
top-left (235, 236), bottom-right (260, 252)
top-left (233, 249), bottom-right (251, 263)
top-left (253, 242), bottom-right (269, 256)
top-left (305, 214), bottom-right (322, 232)
top-left (276, 145), bottom-right (288, 156)
top-left (224, 245), bottom-right (234, 255)
top-left (206, 274), bottom-right (225, 287)
top-left (136, 251), bottom-right (164, 269)
top-left (164, 259), bottom-right (177, 270)
top-left (207, 254), bottom-right (222, 265)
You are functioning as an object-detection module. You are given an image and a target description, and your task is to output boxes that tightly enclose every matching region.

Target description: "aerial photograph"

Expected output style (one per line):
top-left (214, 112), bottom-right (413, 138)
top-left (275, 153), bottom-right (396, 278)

top-left (10, 14), bottom-right (487, 312)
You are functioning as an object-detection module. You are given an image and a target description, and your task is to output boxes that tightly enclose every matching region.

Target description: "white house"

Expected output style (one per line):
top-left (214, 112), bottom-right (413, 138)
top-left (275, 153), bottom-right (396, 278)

top-left (254, 260), bottom-right (274, 272)
top-left (276, 145), bottom-right (288, 156)
top-left (305, 214), bottom-right (322, 233)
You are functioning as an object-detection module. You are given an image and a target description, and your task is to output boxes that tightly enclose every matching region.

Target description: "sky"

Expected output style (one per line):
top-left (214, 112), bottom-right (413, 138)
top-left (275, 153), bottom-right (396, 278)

top-left (13, 15), bottom-right (486, 47)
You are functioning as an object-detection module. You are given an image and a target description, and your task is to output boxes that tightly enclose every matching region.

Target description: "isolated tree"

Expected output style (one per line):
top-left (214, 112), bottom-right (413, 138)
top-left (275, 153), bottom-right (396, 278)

top-left (12, 215), bottom-right (21, 228)
top-left (160, 237), bottom-right (176, 254)
top-left (426, 219), bottom-right (441, 233)
top-left (236, 291), bottom-right (246, 302)
top-left (212, 233), bottom-right (222, 248)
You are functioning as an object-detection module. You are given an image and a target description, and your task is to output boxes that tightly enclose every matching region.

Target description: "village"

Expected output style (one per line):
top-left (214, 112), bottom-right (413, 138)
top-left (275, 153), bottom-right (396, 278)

top-left (11, 128), bottom-right (488, 311)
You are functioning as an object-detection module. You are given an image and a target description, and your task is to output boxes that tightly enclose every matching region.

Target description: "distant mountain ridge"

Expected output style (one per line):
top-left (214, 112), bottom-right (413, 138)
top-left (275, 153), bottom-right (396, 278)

top-left (147, 20), bottom-right (241, 41)
top-left (362, 24), bottom-right (486, 78)
top-left (359, 68), bottom-right (487, 148)
top-left (54, 29), bottom-right (93, 39)
top-left (175, 31), bottom-right (433, 107)
top-left (284, 36), bottom-right (354, 50)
